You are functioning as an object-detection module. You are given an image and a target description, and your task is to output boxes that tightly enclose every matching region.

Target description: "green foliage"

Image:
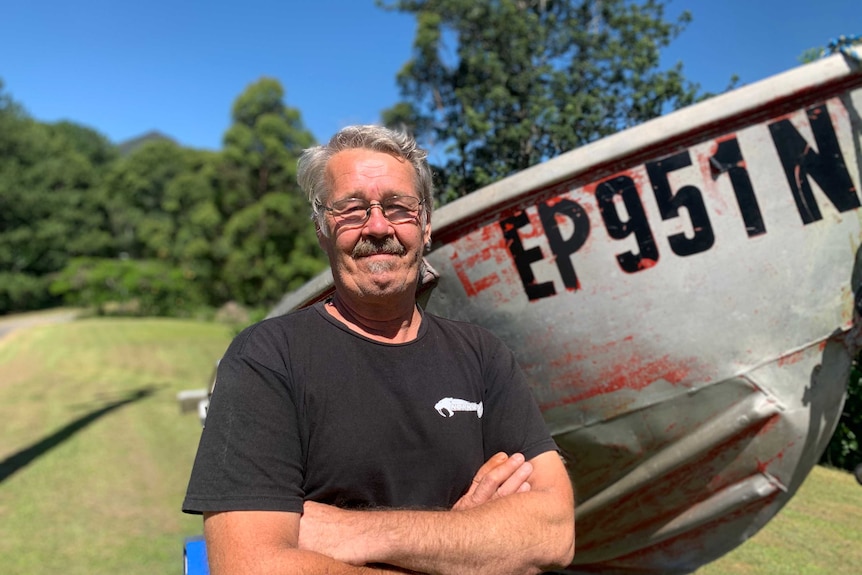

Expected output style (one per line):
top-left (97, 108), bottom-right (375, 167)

top-left (799, 35), bottom-right (862, 65)
top-left (102, 139), bottom-right (204, 259)
top-left (221, 192), bottom-right (327, 306)
top-left (99, 140), bottom-right (228, 306)
top-left (798, 47), bottom-right (824, 65)
top-left (50, 257), bottom-right (208, 317)
top-left (0, 272), bottom-right (57, 312)
top-left (0, 75), bottom-right (327, 317)
top-left (215, 78), bottom-right (327, 307)
top-left (821, 360), bottom-right (862, 472)
top-left (0, 85), bottom-right (116, 313)
top-left (220, 77), bottom-right (316, 211)
top-left (49, 120), bottom-right (118, 166)
top-left (380, 0), bottom-right (704, 201)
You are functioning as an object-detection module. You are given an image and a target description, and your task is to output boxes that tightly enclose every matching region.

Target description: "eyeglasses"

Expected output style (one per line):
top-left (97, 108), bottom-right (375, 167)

top-left (321, 196), bottom-right (424, 227)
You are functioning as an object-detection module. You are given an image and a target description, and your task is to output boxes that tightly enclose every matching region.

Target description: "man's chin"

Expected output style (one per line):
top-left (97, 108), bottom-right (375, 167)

top-left (364, 260), bottom-right (397, 275)
top-left (335, 255), bottom-right (422, 298)
top-left (354, 269), bottom-right (419, 299)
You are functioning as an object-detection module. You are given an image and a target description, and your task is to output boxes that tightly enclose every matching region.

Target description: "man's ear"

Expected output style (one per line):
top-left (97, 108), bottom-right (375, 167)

top-left (423, 214), bottom-right (432, 250)
top-left (315, 223), bottom-right (328, 251)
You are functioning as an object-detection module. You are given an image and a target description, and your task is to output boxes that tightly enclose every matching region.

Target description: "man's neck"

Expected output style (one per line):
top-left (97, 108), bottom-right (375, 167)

top-left (325, 293), bottom-right (422, 343)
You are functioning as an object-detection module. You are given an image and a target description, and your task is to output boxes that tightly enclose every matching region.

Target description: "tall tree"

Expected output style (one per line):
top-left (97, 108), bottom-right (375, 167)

top-left (219, 77), bottom-right (315, 212)
top-left (216, 78), bottom-right (327, 308)
top-left (380, 0), bottom-right (702, 201)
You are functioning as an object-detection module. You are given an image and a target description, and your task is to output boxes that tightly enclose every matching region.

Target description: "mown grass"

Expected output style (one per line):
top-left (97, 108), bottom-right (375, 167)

top-left (1, 315), bottom-right (861, 574)
top-left (694, 464), bottom-right (862, 574)
top-left (0, 316), bottom-right (233, 575)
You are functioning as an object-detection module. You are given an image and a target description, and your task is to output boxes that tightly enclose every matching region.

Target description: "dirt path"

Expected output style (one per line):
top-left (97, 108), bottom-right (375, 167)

top-left (0, 309), bottom-right (80, 340)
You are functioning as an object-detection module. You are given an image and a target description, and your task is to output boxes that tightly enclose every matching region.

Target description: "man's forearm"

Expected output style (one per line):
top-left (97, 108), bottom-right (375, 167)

top-left (299, 452), bottom-right (575, 575)
top-left (203, 511), bottom-right (421, 575)
top-left (344, 491), bottom-right (571, 574)
top-left (210, 546), bottom-right (418, 575)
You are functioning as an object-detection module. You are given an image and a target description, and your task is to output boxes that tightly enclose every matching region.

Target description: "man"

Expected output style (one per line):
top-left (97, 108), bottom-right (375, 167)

top-left (183, 125), bottom-right (575, 574)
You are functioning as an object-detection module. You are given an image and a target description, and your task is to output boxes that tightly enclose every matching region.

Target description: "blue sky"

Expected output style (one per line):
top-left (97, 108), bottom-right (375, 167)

top-left (1, 1), bottom-right (858, 151)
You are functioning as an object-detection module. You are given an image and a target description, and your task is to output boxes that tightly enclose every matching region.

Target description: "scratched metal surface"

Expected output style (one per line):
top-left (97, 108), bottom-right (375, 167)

top-left (269, 51), bottom-right (862, 573)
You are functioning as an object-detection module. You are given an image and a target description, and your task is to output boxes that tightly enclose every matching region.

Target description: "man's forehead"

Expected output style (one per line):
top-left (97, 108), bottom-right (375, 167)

top-left (326, 149), bottom-right (416, 193)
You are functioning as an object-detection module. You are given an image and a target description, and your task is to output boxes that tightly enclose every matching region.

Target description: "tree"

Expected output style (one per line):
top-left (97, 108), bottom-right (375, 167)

top-left (0, 82), bottom-right (117, 313)
top-left (799, 34), bottom-right (862, 64)
top-left (215, 78), bottom-right (327, 308)
top-left (96, 139), bottom-right (226, 312)
top-left (102, 139), bottom-right (193, 259)
top-left (219, 77), bottom-right (316, 212)
top-left (220, 192), bottom-right (325, 305)
top-left (821, 360), bottom-right (862, 473)
top-left (379, 0), bottom-right (702, 202)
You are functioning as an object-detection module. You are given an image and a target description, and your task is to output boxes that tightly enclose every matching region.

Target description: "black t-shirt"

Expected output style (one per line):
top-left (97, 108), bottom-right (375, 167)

top-left (183, 302), bottom-right (556, 515)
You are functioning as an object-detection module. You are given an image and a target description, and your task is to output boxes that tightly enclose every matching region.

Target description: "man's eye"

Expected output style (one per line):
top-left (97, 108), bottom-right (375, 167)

top-left (334, 200), bottom-right (367, 215)
top-left (385, 198), bottom-right (418, 211)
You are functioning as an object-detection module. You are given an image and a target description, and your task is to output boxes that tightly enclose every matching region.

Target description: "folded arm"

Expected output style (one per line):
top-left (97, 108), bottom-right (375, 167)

top-left (203, 451), bottom-right (574, 575)
top-left (203, 510), bottom-right (418, 574)
top-left (200, 452), bottom-right (533, 575)
top-left (299, 450), bottom-right (575, 575)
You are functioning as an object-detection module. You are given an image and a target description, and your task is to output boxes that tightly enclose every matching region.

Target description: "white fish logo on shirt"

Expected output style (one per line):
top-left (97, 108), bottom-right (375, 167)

top-left (434, 397), bottom-right (484, 419)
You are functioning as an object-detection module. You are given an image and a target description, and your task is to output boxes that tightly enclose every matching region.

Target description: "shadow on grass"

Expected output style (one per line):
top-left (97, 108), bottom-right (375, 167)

top-left (0, 386), bottom-right (156, 484)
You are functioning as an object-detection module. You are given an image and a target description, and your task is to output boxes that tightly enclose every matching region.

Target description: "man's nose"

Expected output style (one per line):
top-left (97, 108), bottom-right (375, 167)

top-left (362, 203), bottom-right (392, 236)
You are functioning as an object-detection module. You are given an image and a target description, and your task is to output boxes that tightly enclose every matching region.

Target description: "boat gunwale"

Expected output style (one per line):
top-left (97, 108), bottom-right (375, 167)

top-left (270, 52), bottom-right (862, 316)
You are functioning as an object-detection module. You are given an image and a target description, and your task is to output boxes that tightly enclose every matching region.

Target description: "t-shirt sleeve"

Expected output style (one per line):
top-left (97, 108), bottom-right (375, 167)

top-left (182, 323), bottom-right (305, 515)
top-left (480, 334), bottom-right (558, 462)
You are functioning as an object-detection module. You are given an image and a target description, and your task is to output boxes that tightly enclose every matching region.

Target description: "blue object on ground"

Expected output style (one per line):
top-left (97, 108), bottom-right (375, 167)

top-left (184, 536), bottom-right (209, 575)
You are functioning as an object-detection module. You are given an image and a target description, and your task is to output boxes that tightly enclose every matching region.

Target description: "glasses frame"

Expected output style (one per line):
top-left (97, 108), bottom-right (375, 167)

top-left (321, 195), bottom-right (425, 228)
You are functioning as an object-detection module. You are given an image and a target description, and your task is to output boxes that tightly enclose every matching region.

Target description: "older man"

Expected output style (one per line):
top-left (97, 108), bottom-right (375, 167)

top-left (183, 125), bottom-right (575, 574)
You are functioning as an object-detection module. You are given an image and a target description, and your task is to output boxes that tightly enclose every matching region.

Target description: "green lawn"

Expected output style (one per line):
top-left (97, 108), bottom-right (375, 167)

top-left (1, 315), bottom-right (860, 574)
top-left (0, 315), bottom-right (233, 575)
top-left (694, 464), bottom-right (862, 575)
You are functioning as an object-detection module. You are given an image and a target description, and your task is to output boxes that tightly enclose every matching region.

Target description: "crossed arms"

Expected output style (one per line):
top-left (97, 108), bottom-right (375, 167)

top-left (203, 451), bottom-right (575, 575)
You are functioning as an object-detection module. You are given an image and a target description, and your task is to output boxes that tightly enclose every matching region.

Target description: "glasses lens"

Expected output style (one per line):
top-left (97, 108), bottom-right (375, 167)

top-left (327, 196), bottom-right (422, 226)
top-left (382, 196), bottom-right (422, 223)
top-left (330, 198), bottom-right (370, 225)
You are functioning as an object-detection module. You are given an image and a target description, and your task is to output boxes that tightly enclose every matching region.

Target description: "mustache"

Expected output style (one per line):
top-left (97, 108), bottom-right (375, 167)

top-left (352, 237), bottom-right (407, 258)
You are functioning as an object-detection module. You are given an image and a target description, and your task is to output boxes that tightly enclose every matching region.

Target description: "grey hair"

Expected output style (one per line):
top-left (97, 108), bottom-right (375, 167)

top-left (297, 125), bottom-right (434, 237)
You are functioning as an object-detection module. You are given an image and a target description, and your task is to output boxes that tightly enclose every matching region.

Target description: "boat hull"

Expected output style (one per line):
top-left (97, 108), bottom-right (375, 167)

top-left (271, 51), bottom-right (862, 573)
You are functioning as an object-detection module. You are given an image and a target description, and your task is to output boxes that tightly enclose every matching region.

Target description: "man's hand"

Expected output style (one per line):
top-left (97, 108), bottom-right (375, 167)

top-left (299, 452), bottom-right (534, 562)
top-left (299, 452), bottom-right (534, 561)
top-left (452, 452), bottom-right (533, 510)
top-left (299, 451), bottom-right (533, 565)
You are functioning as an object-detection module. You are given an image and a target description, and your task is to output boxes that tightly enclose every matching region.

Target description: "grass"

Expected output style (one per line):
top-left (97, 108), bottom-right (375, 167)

top-left (0, 315), bottom-right (233, 575)
top-left (694, 464), bottom-right (862, 574)
top-left (1, 314), bottom-right (861, 574)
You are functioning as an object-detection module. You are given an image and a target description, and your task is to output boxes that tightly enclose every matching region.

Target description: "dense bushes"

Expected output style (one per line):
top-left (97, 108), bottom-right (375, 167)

top-left (0, 78), bottom-right (327, 318)
top-left (822, 360), bottom-right (862, 472)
